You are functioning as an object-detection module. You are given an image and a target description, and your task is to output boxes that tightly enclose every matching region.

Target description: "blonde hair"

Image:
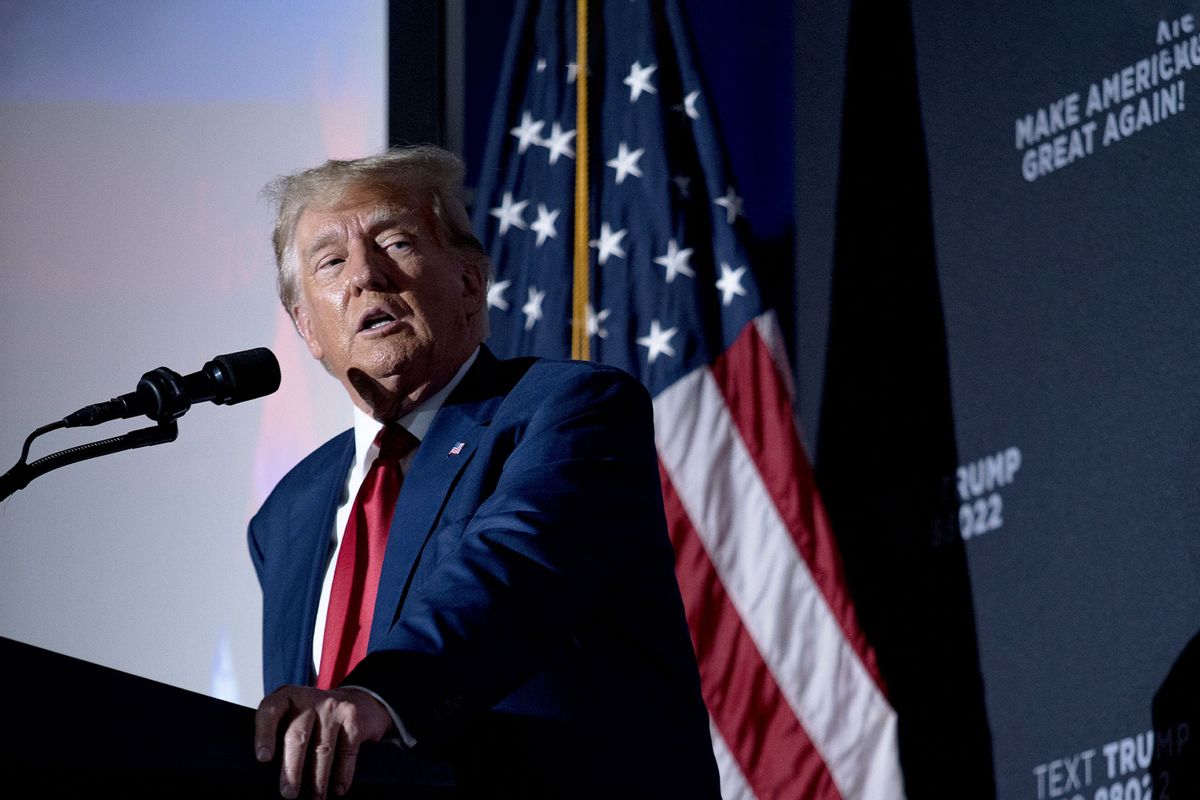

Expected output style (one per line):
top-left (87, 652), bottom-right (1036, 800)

top-left (263, 145), bottom-right (489, 315)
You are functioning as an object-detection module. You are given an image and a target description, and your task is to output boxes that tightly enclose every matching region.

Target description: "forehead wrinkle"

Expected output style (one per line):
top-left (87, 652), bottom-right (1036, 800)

top-left (299, 202), bottom-right (421, 262)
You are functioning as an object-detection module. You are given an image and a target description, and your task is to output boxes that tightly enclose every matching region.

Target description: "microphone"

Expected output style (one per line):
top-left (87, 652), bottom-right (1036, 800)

top-left (63, 348), bottom-right (281, 427)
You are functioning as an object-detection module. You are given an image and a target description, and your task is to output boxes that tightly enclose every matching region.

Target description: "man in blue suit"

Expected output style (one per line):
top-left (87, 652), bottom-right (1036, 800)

top-left (250, 147), bottom-right (720, 799)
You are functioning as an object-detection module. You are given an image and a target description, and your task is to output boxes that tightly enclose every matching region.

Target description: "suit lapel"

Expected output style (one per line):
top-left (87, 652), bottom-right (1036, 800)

top-left (370, 348), bottom-right (507, 641)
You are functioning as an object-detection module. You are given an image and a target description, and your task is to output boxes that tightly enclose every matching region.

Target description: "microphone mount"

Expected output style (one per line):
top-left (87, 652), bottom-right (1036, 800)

top-left (0, 420), bottom-right (178, 502)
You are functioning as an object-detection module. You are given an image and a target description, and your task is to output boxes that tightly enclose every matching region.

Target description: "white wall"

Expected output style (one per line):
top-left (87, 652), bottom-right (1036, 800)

top-left (0, 0), bottom-right (386, 706)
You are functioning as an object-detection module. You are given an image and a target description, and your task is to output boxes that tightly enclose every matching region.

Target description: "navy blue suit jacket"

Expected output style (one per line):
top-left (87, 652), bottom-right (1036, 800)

top-left (249, 347), bottom-right (720, 797)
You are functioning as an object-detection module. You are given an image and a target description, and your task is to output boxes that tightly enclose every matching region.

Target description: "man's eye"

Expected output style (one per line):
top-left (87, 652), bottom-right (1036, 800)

top-left (316, 256), bottom-right (344, 271)
top-left (384, 239), bottom-right (412, 252)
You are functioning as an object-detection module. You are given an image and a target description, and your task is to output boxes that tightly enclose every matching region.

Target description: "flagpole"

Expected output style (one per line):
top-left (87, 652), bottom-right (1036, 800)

top-left (571, 0), bottom-right (591, 361)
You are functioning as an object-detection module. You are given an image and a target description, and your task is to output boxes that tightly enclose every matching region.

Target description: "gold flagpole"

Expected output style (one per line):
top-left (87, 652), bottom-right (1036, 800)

top-left (571, 0), bottom-right (591, 360)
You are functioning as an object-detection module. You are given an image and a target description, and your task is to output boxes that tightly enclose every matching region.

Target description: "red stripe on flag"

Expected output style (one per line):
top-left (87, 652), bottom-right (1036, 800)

top-left (710, 323), bottom-right (886, 693)
top-left (660, 459), bottom-right (843, 800)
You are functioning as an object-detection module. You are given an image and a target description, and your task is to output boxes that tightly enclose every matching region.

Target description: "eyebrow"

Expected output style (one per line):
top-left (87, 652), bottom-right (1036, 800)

top-left (361, 203), bottom-right (419, 234)
top-left (301, 227), bottom-right (344, 262)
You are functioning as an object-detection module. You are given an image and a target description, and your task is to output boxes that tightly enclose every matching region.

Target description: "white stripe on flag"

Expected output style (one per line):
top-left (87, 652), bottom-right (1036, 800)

top-left (753, 311), bottom-right (799, 404)
top-left (654, 365), bottom-right (903, 800)
top-left (709, 716), bottom-right (757, 800)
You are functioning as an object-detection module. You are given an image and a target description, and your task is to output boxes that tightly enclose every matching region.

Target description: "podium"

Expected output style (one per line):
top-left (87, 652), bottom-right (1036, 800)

top-left (0, 637), bottom-right (455, 797)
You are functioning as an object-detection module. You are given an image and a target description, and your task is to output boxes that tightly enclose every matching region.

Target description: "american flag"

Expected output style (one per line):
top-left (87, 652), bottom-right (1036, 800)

top-left (470, 1), bottom-right (904, 796)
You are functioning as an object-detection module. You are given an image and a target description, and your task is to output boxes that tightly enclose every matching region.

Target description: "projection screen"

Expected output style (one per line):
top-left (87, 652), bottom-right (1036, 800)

top-left (0, 0), bottom-right (386, 706)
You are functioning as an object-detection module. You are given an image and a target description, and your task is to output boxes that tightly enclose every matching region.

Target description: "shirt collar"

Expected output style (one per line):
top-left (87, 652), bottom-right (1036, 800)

top-left (350, 346), bottom-right (480, 470)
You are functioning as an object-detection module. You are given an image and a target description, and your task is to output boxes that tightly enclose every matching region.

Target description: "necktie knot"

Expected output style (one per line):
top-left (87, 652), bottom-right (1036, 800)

top-left (375, 424), bottom-right (418, 462)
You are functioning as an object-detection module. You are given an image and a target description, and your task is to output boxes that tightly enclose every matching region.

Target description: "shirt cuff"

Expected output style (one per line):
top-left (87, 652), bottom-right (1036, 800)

top-left (342, 684), bottom-right (418, 749)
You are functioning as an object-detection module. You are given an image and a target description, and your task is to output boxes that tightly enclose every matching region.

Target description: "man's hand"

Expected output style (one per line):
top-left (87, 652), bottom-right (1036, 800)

top-left (255, 685), bottom-right (393, 799)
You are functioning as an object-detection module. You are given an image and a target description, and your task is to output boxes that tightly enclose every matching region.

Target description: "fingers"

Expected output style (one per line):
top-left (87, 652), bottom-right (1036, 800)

top-left (309, 704), bottom-right (340, 799)
top-left (333, 736), bottom-right (361, 796)
top-left (280, 706), bottom-right (317, 799)
top-left (254, 689), bottom-right (290, 763)
top-left (254, 686), bottom-right (392, 798)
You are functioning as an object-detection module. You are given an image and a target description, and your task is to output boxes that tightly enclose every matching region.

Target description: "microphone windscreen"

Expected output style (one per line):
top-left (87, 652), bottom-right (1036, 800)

top-left (207, 348), bottom-right (281, 404)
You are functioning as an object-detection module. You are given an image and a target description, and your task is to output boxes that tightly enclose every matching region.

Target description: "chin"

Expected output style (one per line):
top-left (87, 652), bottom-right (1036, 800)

top-left (355, 338), bottom-right (424, 378)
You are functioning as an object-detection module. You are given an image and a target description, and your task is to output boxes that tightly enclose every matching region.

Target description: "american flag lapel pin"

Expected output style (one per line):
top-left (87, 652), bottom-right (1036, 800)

top-left (448, 441), bottom-right (466, 456)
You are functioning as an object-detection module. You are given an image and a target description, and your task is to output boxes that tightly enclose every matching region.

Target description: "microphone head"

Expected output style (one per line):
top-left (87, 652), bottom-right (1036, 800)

top-left (205, 348), bottom-right (281, 405)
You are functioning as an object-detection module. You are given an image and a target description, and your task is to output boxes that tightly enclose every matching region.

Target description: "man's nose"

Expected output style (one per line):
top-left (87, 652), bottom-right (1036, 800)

top-left (347, 243), bottom-right (395, 292)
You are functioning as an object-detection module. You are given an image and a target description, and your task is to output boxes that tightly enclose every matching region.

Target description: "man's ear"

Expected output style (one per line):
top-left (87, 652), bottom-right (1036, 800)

top-left (461, 261), bottom-right (486, 315)
top-left (292, 303), bottom-right (325, 361)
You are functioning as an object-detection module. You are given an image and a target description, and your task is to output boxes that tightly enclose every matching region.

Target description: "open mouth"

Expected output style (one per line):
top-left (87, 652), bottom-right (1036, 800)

top-left (359, 310), bottom-right (398, 333)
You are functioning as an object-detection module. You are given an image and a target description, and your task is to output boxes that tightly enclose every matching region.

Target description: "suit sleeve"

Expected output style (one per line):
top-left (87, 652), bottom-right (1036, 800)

top-left (248, 513), bottom-right (266, 586)
top-left (343, 366), bottom-right (674, 743)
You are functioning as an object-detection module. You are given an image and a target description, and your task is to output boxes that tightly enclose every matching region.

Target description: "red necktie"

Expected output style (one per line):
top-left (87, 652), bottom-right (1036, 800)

top-left (317, 424), bottom-right (417, 689)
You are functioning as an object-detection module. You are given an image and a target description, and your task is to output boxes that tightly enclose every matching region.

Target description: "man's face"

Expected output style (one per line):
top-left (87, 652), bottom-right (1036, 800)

top-left (290, 184), bottom-right (485, 419)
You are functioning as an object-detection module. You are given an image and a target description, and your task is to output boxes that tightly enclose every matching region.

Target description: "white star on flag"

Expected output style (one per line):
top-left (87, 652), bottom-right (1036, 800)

top-left (540, 121), bottom-right (576, 165)
top-left (653, 238), bottom-right (695, 283)
top-left (714, 186), bottom-right (743, 224)
top-left (606, 142), bottom-right (645, 185)
top-left (509, 111), bottom-right (545, 154)
top-left (530, 203), bottom-right (560, 247)
top-left (623, 60), bottom-right (658, 102)
top-left (716, 263), bottom-right (748, 306)
top-left (521, 286), bottom-right (545, 331)
top-left (536, 58), bottom-right (547, 73)
top-left (636, 319), bottom-right (677, 364)
top-left (487, 279), bottom-right (512, 311)
top-left (589, 222), bottom-right (628, 265)
top-left (566, 62), bottom-right (578, 84)
top-left (586, 303), bottom-right (611, 338)
top-left (681, 90), bottom-right (700, 119)
top-left (671, 175), bottom-right (691, 199)
top-left (489, 192), bottom-right (529, 235)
